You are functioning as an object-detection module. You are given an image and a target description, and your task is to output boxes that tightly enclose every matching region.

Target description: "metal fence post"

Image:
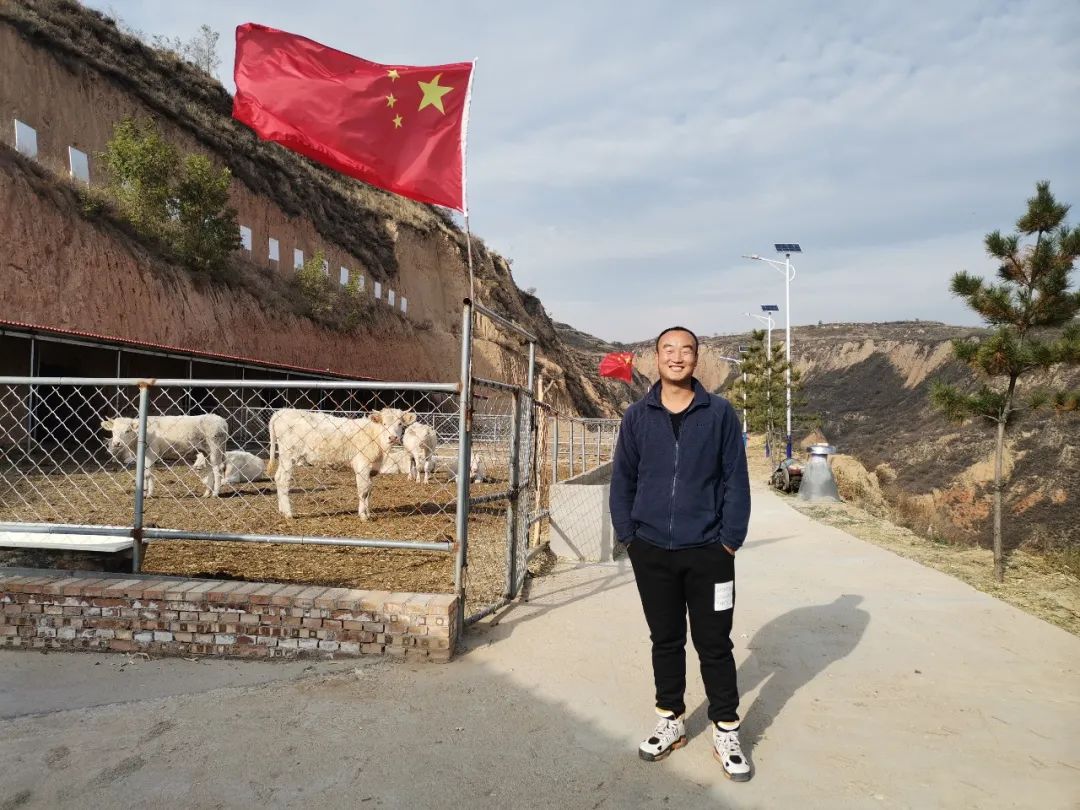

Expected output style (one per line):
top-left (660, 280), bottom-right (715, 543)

top-left (131, 384), bottom-right (151, 573)
top-left (453, 300), bottom-right (474, 634)
top-left (580, 419), bottom-right (586, 473)
top-left (505, 389), bottom-right (522, 599)
top-left (524, 341), bottom-right (536, 489)
top-left (551, 416), bottom-right (559, 484)
top-left (568, 419), bottom-right (575, 478)
top-left (25, 338), bottom-right (36, 457)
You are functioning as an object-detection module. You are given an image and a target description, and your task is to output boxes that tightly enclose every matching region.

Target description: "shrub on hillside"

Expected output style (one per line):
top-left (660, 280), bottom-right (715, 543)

top-left (100, 117), bottom-right (240, 277)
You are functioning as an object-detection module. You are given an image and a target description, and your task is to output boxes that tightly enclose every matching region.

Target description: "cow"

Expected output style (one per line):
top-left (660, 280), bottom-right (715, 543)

top-left (439, 452), bottom-right (487, 483)
top-left (193, 450), bottom-right (266, 496)
top-left (403, 423), bottom-right (438, 484)
top-left (101, 414), bottom-right (228, 498)
top-left (266, 407), bottom-right (416, 520)
top-left (376, 446), bottom-right (415, 476)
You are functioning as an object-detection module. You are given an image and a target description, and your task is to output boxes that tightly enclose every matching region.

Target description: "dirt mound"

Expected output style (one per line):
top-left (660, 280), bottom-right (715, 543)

top-left (801, 428), bottom-right (829, 449)
top-left (830, 454), bottom-right (888, 515)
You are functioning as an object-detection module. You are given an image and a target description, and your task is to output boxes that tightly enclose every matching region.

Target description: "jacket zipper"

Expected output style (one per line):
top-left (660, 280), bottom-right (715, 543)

top-left (667, 438), bottom-right (679, 549)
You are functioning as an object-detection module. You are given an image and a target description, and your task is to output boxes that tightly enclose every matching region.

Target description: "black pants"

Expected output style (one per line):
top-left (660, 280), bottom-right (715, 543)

top-left (628, 539), bottom-right (739, 724)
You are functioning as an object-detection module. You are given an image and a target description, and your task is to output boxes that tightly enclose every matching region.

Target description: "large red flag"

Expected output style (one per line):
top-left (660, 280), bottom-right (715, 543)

top-left (599, 352), bottom-right (635, 383)
top-left (233, 24), bottom-right (473, 211)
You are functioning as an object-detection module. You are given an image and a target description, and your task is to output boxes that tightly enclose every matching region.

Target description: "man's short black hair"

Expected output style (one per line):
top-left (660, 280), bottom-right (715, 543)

top-left (655, 326), bottom-right (699, 353)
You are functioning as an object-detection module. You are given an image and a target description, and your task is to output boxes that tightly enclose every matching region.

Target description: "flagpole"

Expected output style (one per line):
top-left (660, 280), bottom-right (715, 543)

top-left (461, 58), bottom-right (477, 303)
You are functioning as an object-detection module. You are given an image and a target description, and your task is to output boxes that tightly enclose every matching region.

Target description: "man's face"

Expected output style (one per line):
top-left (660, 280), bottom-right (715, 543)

top-left (656, 330), bottom-right (697, 384)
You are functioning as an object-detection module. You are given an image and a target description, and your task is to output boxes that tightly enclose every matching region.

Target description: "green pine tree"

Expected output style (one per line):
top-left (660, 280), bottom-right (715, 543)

top-left (931, 182), bottom-right (1080, 582)
top-left (729, 329), bottom-right (805, 457)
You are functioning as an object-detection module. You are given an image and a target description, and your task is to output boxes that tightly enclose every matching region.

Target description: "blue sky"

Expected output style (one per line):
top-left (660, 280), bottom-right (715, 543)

top-left (91, 1), bottom-right (1079, 343)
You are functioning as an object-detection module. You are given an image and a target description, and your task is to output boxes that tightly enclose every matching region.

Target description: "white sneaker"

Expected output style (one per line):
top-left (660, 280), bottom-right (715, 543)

top-left (713, 724), bottom-right (752, 781)
top-left (639, 712), bottom-right (687, 762)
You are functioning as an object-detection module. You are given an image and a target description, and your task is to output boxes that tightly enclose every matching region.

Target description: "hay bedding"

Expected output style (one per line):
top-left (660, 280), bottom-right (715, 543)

top-left (0, 462), bottom-right (519, 613)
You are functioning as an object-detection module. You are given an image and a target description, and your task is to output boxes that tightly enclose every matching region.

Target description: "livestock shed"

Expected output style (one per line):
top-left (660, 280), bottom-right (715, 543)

top-left (0, 320), bottom-right (441, 452)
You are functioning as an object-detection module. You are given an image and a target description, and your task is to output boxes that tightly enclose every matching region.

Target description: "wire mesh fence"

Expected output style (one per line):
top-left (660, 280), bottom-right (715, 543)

top-left (0, 303), bottom-right (611, 628)
top-left (549, 416), bottom-right (621, 483)
top-left (0, 379), bottom-right (465, 545)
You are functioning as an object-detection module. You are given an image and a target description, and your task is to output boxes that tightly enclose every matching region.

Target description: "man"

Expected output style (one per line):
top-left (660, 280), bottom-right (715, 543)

top-left (609, 326), bottom-right (752, 781)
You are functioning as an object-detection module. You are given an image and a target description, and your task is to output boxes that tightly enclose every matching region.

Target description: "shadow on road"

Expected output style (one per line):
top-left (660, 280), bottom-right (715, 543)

top-left (687, 594), bottom-right (870, 750)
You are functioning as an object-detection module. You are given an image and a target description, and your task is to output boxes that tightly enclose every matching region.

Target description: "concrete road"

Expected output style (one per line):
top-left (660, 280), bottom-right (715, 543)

top-left (1, 484), bottom-right (1078, 809)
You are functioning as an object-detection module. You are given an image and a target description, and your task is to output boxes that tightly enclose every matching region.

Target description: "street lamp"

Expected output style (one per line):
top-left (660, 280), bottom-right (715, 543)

top-left (745, 307), bottom-right (778, 457)
top-left (743, 244), bottom-right (800, 458)
top-left (718, 354), bottom-right (747, 446)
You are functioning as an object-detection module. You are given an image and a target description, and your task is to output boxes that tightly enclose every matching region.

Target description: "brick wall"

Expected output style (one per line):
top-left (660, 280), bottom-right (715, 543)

top-left (0, 572), bottom-right (457, 662)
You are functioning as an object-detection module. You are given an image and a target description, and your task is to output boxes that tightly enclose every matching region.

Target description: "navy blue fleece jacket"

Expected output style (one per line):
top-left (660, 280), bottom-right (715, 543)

top-left (609, 378), bottom-right (751, 550)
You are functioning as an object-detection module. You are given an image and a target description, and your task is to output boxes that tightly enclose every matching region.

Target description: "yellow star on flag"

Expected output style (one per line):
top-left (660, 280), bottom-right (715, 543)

top-left (386, 93), bottom-right (397, 108)
top-left (387, 69), bottom-right (400, 80)
top-left (417, 73), bottom-right (453, 113)
top-left (393, 114), bottom-right (403, 129)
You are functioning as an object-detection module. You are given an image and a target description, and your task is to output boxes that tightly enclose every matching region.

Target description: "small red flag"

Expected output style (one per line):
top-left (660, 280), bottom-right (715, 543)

top-left (599, 352), bottom-right (635, 383)
top-left (232, 24), bottom-right (474, 211)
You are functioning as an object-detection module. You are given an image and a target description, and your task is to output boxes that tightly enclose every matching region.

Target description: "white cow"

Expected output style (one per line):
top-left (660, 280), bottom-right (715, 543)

top-left (403, 423), bottom-right (438, 483)
top-left (441, 453), bottom-right (487, 483)
top-left (194, 450), bottom-right (266, 496)
top-left (101, 414), bottom-right (228, 498)
top-left (266, 407), bottom-right (416, 520)
top-left (377, 446), bottom-right (415, 476)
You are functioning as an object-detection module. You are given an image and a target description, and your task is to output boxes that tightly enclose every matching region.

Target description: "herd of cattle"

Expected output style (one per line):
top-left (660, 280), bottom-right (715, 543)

top-left (99, 407), bottom-right (485, 521)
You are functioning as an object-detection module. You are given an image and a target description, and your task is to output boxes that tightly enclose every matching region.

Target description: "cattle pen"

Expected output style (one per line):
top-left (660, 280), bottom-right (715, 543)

top-left (0, 302), bottom-right (620, 658)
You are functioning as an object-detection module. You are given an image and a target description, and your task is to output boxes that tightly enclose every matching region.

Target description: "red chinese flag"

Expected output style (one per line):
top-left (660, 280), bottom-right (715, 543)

top-left (599, 352), bottom-right (635, 383)
top-left (233, 23), bottom-right (473, 211)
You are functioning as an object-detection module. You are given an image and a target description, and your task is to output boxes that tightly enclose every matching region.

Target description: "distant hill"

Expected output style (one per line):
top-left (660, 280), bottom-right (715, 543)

top-left (558, 319), bottom-right (1080, 556)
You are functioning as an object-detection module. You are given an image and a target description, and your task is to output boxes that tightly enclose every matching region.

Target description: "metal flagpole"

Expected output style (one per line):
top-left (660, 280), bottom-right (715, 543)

top-left (461, 59), bottom-right (478, 304)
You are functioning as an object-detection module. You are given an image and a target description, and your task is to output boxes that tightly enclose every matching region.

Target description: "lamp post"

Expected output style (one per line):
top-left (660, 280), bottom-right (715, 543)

top-left (745, 306), bottom-right (778, 457)
top-left (743, 245), bottom-right (800, 458)
top-left (719, 355), bottom-right (747, 446)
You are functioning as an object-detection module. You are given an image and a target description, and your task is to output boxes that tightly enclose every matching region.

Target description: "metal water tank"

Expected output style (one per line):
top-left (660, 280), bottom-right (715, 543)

top-left (798, 443), bottom-right (842, 502)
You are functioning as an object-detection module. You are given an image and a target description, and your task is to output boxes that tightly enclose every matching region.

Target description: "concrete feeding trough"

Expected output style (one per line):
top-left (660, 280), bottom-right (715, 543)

top-left (548, 462), bottom-right (617, 562)
top-left (798, 444), bottom-right (842, 503)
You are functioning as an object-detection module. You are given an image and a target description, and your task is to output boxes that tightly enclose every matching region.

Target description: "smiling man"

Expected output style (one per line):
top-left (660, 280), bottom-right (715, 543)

top-left (609, 326), bottom-right (752, 781)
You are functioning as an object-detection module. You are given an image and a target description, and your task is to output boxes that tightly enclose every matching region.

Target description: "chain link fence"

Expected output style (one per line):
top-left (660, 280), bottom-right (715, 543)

top-left (0, 302), bottom-right (621, 630)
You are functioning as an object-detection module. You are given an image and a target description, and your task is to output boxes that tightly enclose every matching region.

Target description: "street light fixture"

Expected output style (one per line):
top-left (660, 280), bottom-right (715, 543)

top-left (743, 244), bottom-right (800, 458)
top-left (719, 354), bottom-right (747, 446)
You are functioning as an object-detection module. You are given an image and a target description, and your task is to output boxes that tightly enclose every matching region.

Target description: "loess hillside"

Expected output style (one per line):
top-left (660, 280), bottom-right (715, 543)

top-left (0, 0), bottom-right (617, 416)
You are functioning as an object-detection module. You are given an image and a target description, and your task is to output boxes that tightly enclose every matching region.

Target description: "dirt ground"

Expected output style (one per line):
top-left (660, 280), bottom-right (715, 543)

top-left (0, 459), bottom-right (539, 615)
top-left (743, 437), bottom-right (1080, 636)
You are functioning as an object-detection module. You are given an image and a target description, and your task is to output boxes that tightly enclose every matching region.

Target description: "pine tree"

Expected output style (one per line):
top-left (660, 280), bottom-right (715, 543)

top-left (931, 182), bottom-right (1080, 582)
top-left (729, 330), bottom-right (805, 456)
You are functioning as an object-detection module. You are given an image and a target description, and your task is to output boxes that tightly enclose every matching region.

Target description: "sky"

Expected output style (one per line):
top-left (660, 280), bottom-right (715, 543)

top-left (90, 0), bottom-right (1080, 343)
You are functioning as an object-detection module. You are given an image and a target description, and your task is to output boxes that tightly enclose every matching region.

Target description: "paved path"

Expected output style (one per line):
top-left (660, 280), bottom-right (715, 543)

top-left (1, 485), bottom-right (1078, 809)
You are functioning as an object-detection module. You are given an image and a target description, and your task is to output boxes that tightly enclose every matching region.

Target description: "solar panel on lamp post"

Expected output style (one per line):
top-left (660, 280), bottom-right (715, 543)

top-left (742, 245), bottom-right (800, 458)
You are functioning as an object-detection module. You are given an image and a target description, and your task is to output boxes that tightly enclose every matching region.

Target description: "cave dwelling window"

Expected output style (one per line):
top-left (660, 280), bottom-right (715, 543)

top-left (400, 296), bottom-right (408, 314)
top-left (68, 146), bottom-right (90, 184)
top-left (239, 225), bottom-right (253, 252)
top-left (294, 248), bottom-right (304, 269)
top-left (373, 281), bottom-right (382, 300)
top-left (321, 257), bottom-right (329, 277)
top-left (14, 120), bottom-right (38, 158)
top-left (268, 237), bottom-right (280, 263)
top-left (339, 267), bottom-right (349, 286)
top-left (388, 289), bottom-right (396, 307)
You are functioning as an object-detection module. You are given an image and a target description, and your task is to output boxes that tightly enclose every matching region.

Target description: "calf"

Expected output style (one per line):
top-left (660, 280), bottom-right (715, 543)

top-left (194, 450), bottom-right (266, 496)
top-left (403, 423), bottom-right (438, 484)
top-left (266, 407), bottom-right (416, 520)
top-left (442, 453), bottom-right (487, 483)
top-left (101, 414), bottom-right (228, 497)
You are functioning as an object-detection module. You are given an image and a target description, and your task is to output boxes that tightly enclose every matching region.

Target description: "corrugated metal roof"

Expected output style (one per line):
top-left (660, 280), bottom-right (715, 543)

top-left (0, 318), bottom-right (372, 380)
